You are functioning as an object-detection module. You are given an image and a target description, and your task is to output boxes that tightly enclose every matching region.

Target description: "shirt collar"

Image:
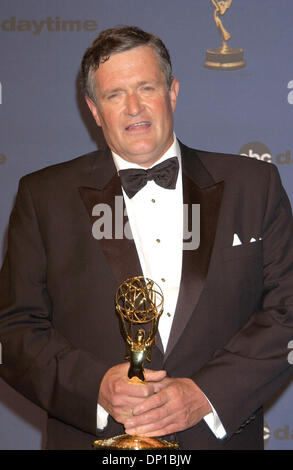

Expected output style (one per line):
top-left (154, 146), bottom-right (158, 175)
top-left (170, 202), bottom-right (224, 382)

top-left (111, 133), bottom-right (181, 173)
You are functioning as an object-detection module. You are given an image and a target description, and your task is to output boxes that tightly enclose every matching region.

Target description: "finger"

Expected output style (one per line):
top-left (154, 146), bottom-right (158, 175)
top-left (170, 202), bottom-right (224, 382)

top-left (131, 387), bottom-right (168, 416)
top-left (151, 377), bottom-right (172, 393)
top-left (128, 424), bottom-right (179, 437)
top-left (124, 393), bottom-right (169, 431)
top-left (144, 369), bottom-right (167, 382)
top-left (110, 394), bottom-right (147, 408)
top-left (108, 395), bottom-right (148, 424)
top-left (125, 411), bottom-right (176, 436)
top-left (125, 403), bottom-right (193, 436)
top-left (114, 377), bottom-right (156, 398)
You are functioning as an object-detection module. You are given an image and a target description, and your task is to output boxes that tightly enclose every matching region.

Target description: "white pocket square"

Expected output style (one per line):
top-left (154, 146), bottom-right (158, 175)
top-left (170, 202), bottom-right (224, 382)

top-left (250, 236), bottom-right (262, 242)
top-left (233, 233), bottom-right (262, 246)
top-left (232, 233), bottom-right (242, 246)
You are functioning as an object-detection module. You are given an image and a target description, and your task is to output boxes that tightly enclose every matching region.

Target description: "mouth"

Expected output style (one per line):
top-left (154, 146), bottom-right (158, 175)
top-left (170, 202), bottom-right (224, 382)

top-left (125, 121), bottom-right (151, 132)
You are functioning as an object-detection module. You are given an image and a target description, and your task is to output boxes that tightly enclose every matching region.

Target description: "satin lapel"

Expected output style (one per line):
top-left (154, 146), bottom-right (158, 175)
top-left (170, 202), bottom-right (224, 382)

top-left (164, 145), bottom-right (225, 361)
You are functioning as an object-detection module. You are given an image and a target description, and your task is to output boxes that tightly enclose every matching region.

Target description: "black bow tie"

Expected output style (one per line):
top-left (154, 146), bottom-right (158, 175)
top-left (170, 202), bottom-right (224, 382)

top-left (119, 157), bottom-right (179, 199)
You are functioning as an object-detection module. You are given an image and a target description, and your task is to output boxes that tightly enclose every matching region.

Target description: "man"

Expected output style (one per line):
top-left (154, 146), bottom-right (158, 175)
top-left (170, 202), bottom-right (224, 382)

top-left (0, 26), bottom-right (293, 450)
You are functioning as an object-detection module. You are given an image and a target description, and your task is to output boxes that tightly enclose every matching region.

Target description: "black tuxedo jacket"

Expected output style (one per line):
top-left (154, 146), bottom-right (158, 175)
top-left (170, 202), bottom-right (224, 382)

top-left (0, 141), bottom-right (293, 450)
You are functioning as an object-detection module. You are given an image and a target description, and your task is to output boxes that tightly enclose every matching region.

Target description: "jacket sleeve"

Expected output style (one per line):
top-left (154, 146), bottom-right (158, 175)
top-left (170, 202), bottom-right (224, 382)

top-left (0, 177), bottom-right (109, 436)
top-left (192, 163), bottom-right (293, 438)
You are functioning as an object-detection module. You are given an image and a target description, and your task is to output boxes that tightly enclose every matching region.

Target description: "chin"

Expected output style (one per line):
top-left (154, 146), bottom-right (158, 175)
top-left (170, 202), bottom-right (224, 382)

top-left (125, 148), bottom-right (158, 165)
top-left (131, 154), bottom-right (160, 167)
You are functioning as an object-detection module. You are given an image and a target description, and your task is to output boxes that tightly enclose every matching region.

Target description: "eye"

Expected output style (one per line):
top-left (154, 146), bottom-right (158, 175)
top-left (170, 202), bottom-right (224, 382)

top-left (106, 90), bottom-right (123, 100)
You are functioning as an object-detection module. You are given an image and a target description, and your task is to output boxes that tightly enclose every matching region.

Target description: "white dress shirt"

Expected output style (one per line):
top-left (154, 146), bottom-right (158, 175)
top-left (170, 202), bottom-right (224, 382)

top-left (97, 135), bottom-right (226, 439)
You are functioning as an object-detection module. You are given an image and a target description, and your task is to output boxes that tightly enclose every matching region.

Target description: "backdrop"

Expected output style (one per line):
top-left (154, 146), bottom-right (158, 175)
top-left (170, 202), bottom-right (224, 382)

top-left (0, 0), bottom-right (292, 450)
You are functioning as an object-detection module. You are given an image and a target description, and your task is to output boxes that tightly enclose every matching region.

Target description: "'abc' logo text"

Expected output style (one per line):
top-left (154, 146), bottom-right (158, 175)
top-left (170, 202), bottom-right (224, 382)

top-left (239, 142), bottom-right (292, 165)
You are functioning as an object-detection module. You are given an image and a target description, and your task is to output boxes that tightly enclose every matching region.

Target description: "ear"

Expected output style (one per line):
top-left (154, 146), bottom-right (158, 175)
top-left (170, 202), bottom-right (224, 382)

top-left (169, 77), bottom-right (180, 113)
top-left (85, 96), bottom-right (102, 127)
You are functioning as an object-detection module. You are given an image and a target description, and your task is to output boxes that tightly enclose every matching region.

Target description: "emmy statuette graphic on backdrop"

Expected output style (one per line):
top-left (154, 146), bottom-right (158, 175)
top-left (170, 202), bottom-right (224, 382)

top-left (93, 277), bottom-right (179, 450)
top-left (204, 0), bottom-right (245, 70)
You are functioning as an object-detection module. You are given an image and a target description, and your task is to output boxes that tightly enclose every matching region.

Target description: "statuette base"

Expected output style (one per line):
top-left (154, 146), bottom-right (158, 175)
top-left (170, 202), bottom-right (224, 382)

top-left (204, 46), bottom-right (245, 70)
top-left (93, 433), bottom-right (179, 450)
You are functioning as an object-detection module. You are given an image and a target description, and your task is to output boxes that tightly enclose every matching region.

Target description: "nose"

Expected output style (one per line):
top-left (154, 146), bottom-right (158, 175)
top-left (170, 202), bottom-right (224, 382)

top-left (125, 92), bottom-right (143, 116)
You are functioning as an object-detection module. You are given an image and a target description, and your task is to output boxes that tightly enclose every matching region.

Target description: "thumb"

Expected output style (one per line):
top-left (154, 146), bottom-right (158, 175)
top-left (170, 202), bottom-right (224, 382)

top-left (144, 368), bottom-right (167, 382)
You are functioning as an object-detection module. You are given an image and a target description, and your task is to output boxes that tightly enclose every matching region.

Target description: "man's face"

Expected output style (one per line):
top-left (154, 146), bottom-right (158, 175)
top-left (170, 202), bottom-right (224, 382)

top-left (86, 46), bottom-right (179, 167)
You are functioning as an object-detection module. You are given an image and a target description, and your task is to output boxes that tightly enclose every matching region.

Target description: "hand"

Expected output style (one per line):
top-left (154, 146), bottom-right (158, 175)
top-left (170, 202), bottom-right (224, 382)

top-left (124, 377), bottom-right (212, 437)
top-left (98, 363), bottom-right (167, 424)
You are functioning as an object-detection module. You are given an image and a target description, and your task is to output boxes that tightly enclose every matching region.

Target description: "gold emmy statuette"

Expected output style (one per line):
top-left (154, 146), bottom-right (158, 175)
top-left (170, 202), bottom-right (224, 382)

top-left (93, 276), bottom-right (179, 450)
top-left (204, 0), bottom-right (245, 70)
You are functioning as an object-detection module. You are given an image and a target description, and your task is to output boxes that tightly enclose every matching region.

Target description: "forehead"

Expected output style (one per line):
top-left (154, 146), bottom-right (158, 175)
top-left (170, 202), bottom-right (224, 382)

top-left (93, 46), bottom-right (164, 91)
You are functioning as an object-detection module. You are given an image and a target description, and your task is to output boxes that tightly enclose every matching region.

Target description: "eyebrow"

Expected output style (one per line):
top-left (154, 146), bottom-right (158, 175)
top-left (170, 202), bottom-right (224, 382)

top-left (137, 80), bottom-right (158, 87)
top-left (101, 80), bottom-right (160, 98)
